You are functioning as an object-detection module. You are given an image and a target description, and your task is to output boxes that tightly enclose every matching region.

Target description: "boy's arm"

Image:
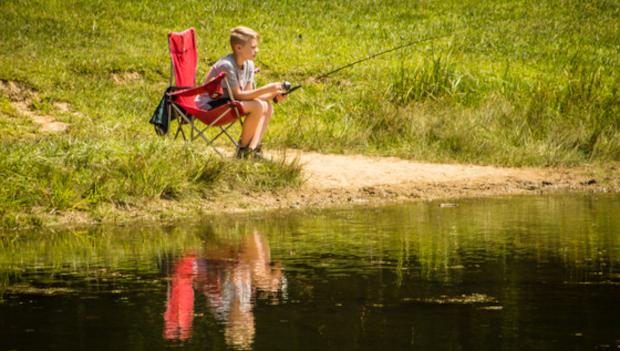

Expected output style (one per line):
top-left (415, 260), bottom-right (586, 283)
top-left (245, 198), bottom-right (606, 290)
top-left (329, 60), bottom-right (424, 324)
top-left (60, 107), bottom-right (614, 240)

top-left (253, 83), bottom-right (283, 101)
top-left (255, 91), bottom-right (286, 103)
top-left (230, 83), bottom-right (281, 101)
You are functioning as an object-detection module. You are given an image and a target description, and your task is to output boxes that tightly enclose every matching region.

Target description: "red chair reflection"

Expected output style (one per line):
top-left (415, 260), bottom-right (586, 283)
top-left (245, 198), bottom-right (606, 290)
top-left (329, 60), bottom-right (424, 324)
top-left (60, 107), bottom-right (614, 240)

top-left (163, 255), bottom-right (196, 341)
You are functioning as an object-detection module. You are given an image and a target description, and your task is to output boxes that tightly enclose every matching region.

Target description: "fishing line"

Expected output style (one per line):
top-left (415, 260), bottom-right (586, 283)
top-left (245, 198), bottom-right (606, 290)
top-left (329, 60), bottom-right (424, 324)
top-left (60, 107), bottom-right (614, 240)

top-left (280, 30), bottom-right (461, 96)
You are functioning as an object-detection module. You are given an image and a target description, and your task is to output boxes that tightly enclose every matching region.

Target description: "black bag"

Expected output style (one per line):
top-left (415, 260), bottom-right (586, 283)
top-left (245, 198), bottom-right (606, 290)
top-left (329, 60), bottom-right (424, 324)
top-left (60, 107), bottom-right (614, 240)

top-left (149, 92), bottom-right (171, 136)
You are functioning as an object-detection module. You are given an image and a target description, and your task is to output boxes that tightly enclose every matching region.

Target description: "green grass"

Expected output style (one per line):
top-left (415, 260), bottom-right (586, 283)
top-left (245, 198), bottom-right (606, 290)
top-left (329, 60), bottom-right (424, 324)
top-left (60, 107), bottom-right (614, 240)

top-left (0, 0), bottom-right (619, 225)
top-left (0, 137), bottom-right (302, 227)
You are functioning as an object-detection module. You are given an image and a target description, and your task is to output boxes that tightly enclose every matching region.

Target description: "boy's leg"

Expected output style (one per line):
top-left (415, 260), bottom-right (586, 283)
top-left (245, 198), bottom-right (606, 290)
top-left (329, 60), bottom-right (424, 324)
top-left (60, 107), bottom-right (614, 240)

top-left (257, 102), bottom-right (273, 142)
top-left (239, 99), bottom-right (268, 149)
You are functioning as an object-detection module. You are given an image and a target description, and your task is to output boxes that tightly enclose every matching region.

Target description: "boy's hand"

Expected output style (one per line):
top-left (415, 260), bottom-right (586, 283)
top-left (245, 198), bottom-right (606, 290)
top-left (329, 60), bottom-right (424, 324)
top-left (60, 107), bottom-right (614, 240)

top-left (274, 94), bottom-right (287, 103)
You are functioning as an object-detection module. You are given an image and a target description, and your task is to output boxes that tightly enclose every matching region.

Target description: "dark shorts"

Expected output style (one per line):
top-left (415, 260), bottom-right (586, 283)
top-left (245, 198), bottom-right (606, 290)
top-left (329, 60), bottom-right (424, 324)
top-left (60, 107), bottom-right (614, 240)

top-left (207, 98), bottom-right (231, 110)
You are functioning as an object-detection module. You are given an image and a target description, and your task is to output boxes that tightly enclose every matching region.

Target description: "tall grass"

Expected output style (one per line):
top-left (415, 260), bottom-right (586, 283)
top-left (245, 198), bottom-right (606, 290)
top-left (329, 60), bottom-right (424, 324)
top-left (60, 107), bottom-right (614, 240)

top-left (0, 137), bottom-right (302, 227)
top-left (368, 56), bottom-right (620, 165)
top-left (386, 50), bottom-right (470, 105)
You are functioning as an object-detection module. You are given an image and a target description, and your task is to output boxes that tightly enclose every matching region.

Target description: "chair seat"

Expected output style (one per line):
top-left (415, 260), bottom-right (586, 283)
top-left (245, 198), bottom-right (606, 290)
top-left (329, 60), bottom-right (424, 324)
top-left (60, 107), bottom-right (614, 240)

top-left (176, 99), bottom-right (245, 127)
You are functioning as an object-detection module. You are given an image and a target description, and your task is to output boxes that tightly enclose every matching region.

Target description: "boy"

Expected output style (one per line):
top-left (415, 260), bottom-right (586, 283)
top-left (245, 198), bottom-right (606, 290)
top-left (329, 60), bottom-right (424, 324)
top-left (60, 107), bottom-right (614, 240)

top-left (196, 26), bottom-right (286, 159)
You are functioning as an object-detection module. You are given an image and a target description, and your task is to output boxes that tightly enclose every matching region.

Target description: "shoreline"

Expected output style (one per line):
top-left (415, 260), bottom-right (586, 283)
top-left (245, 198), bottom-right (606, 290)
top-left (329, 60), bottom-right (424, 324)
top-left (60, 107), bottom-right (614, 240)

top-left (11, 152), bottom-right (619, 230)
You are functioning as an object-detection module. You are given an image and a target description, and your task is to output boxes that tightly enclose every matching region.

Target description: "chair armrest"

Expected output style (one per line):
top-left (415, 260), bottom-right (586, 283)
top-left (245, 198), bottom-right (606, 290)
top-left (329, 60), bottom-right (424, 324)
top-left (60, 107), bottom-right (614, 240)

top-left (167, 72), bottom-right (226, 99)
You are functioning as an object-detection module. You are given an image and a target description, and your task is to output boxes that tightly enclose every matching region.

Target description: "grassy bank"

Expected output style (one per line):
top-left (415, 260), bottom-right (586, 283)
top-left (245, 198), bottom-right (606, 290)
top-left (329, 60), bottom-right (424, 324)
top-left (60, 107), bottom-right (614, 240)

top-left (0, 138), bottom-right (302, 228)
top-left (1, 0), bottom-right (619, 226)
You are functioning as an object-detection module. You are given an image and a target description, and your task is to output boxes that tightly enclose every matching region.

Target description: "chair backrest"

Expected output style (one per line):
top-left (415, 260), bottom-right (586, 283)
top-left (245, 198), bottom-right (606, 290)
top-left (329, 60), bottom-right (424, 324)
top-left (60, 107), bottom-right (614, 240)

top-left (168, 28), bottom-right (198, 88)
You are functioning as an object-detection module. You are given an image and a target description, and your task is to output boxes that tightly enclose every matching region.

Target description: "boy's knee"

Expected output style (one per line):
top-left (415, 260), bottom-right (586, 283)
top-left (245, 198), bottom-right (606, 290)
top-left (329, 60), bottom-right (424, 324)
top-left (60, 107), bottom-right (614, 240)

top-left (257, 99), bottom-right (268, 113)
top-left (243, 100), bottom-right (262, 114)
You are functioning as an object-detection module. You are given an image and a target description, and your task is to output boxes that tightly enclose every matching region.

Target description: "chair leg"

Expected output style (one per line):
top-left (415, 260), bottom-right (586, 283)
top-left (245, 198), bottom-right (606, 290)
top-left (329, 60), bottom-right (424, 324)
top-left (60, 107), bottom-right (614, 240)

top-left (169, 103), bottom-right (246, 158)
top-left (193, 128), bottom-right (224, 156)
top-left (171, 104), bottom-right (196, 142)
top-left (220, 124), bottom-right (239, 145)
top-left (174, 123), bottom-right (185, 141)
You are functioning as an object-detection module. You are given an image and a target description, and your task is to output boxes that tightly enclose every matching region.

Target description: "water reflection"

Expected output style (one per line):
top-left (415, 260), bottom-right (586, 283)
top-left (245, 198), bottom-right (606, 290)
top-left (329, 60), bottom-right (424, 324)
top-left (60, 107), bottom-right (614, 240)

top-left (163, 231), bottom-right (286, 349)
top-left (163, 255), bottom-right (196, 341)
top-left (1, 194), bottom-right (618, 350)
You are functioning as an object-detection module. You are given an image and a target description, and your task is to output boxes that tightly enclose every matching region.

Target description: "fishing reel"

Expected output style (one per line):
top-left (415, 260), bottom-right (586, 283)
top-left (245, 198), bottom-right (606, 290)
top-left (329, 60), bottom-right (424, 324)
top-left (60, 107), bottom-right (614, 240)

top-left (282, 81), bottom-right (301, 95)
top-left (274, 81), bottom-right (301, 103)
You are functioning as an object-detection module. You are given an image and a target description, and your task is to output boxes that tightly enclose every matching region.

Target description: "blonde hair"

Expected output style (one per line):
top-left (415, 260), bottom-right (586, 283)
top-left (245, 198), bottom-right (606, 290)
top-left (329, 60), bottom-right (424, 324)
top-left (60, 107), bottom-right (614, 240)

top-left (230, 26), bottom-right (259, 47)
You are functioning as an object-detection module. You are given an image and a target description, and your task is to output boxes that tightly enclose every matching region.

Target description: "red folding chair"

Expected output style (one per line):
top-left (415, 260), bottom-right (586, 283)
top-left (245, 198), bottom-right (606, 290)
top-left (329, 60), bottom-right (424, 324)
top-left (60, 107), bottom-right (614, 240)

top-left (166, 28), bottom-right (246, 156)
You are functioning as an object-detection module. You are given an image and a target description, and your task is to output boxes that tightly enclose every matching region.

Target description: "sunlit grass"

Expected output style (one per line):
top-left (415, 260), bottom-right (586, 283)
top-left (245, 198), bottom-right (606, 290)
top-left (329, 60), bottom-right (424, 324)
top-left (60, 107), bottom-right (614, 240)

top-left (0, 138), bottom-right (302, 227)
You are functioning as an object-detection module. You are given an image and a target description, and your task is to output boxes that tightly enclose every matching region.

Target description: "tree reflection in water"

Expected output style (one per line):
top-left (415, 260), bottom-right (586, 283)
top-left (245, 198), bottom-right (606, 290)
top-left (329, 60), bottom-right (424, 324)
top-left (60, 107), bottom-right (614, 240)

top-left (163, 230), bottom-right (286, 349)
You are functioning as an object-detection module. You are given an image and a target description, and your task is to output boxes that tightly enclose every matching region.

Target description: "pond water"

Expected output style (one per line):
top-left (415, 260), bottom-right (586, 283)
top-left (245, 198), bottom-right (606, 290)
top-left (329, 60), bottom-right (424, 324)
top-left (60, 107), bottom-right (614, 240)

top-left (1, 194), bottom-right (619, 350)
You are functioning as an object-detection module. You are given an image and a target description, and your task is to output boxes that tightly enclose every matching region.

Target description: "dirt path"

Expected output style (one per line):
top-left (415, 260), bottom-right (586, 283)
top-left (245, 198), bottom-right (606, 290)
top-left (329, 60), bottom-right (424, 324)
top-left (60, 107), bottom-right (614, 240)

top-left (230, 150), bottom-right (619, 211)
top-left (300, 151), bottom-right (523, 190)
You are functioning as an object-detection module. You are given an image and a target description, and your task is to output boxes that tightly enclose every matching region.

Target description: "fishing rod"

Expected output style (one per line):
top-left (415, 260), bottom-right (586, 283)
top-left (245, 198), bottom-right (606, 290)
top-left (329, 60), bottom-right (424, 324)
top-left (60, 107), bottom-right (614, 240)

top-left (278, 31), bottom-right (457, 97)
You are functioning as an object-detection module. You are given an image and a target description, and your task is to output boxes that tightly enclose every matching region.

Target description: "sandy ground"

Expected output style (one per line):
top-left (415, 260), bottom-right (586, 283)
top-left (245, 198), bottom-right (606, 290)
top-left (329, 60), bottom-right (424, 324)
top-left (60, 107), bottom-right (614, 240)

top-left (301, 151), bottom-right (529, 190)
top-left (206, 150), bottom-right (619, 214)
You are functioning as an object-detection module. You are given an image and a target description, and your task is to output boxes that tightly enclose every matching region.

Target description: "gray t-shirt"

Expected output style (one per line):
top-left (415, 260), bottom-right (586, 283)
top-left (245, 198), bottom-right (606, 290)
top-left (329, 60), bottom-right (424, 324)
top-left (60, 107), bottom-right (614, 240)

top-left (196, 54), bottom-right (255, 109)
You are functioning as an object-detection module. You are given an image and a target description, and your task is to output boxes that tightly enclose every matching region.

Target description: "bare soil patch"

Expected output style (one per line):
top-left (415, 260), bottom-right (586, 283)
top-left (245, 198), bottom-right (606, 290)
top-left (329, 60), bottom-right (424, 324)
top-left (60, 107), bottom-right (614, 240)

top-left (224, 150), bottom-right (619, 212)
top-left (110, 71), bottom-right (142, 85)
top-left (0, 80), bottom-right (69, 133)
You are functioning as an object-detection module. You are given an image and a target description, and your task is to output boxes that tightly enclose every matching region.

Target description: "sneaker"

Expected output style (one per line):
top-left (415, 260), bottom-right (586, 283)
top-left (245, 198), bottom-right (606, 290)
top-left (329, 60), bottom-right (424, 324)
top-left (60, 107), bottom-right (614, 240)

top-left (254, 144), bottom-right (264, 158)
top-left (235, 146), bottom-right (251, 159)
top-left (250, 149), bottom-right (265, 161)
